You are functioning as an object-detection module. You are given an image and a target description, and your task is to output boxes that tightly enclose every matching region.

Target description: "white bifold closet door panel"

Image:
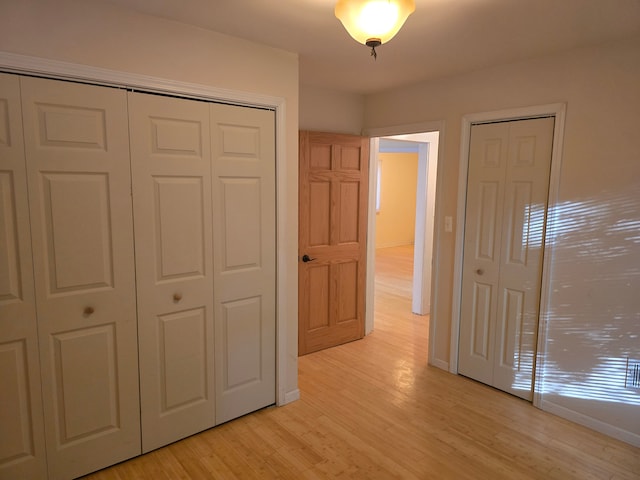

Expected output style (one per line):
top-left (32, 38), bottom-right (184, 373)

top-left (20, 76), bottom-right (141, 479)
top-left (458, 118), bottom-right (553, 401)
top-left (128, 92), bottom-right (216, 453)
top-left (211, 103), bottom-right (276, 424)
top-left (0, 74), bottom-right (47, 480)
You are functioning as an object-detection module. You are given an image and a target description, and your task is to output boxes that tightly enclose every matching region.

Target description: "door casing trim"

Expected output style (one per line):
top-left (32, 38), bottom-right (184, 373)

top-left (452, 103), bottom-right (567, 407)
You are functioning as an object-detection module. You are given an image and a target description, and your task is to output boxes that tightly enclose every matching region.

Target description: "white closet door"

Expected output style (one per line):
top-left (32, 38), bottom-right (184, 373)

top-left (128, 92), bottom-right (215, 453)
top-left (210, 103), bottom-right (276, 424)
top-left (458, 122), bottom-right (508, 385)
top-left (20, 76), bottom-right (140, 479)
top-left (459, 118), bottom-right (554, 401)
top-left (492, 117), bottom-right (554, 397)
top-left (0, 74), bottom-right (47, 480)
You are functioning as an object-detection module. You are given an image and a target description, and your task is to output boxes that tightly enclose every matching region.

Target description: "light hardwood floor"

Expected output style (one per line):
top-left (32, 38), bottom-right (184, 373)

top-left (83, 245), bottom-right (639, 479)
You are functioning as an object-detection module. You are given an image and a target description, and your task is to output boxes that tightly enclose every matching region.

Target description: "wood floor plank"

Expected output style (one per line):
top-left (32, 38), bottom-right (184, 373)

top-left (82, 245), bottom-right (640, 480)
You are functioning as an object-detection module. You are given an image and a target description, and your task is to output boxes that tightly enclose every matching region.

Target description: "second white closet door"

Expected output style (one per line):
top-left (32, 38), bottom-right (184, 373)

top-left (129, 92), bottom-right (215, 453)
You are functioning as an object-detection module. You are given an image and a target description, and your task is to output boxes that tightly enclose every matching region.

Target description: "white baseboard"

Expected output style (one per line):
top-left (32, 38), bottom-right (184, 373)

top-left (282, 389), bottom-right (301, 405)
top-left (540, 399), bottom-right (640, 448)
top-left (429, 358), bottom-right (449, 371)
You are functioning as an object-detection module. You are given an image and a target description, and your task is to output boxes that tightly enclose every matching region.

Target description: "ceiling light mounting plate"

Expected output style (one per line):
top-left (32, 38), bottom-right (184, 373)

top-left (366, 38), bottom-right (382, 59)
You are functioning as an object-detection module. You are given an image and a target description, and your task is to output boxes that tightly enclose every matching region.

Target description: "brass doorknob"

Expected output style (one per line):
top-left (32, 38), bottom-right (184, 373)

top-left (84, 306), bottom-right (95, 315)
top-left (173, 293), bottom-right (182, 302)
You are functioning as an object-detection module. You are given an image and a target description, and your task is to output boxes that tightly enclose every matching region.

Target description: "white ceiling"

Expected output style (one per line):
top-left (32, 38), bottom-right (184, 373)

top-left (100, 0), bottom-right (640, 95)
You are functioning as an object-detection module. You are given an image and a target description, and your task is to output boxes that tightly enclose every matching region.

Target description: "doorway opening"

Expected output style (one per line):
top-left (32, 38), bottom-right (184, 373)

top-left (366, 127), bottom-right (441, 364)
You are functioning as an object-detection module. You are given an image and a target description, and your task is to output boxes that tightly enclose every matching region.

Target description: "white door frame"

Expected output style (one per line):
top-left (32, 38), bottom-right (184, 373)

top-left (451, 103), bottom-right (567, 407)
top-left (364, 121), bottom-right (445, 367)
top-left (0, 51), bottom-right (293, 407)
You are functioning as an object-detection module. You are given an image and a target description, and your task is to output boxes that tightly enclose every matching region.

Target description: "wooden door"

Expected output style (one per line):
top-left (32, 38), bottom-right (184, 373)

top-left (20, 76), bottom-right (141, 479)
top-left (298, 131), bottom-right (369, 356)
top-left (0, 74), bottom-right (47, 480)
top-left (129, 92), bottom-right (215, 452)
top-left (210, 103), bottom-right (277, 424)
top-left (458, 117), bottom-right (554, 400)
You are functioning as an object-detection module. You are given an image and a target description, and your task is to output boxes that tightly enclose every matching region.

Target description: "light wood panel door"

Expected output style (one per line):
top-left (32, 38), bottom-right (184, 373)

top-left (298, 131), bottom-right (369, 356)
top-left (20, 76), bottom-right (141, 479)
top-left (458, 117), bottom-right (554, 400)
top-left (0, 74), bottom-right (47, 480)
top-left (211, 103), bottom-right (276, 424)
top-left (129, 92), bottom-right (215, 452)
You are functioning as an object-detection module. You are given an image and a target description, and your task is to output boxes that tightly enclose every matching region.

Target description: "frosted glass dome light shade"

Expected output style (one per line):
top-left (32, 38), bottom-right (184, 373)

top-left (335, 0), bottom-right (415, 46)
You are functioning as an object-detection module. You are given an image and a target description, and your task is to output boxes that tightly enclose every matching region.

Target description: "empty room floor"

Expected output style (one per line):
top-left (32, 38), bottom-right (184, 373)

top-left (83, 245), bottom-right (639, 479)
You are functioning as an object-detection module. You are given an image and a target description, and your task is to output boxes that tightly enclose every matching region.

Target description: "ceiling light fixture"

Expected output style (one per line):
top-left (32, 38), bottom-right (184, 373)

top-left (335, 0), bottom-right (415, 59)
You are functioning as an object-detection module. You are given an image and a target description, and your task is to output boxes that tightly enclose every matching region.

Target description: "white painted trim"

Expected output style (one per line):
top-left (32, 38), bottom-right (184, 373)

top-left (283, 389), bottom-right (301, 404)
top-left (0, 51), bottom-right (281, 108)
top-left (430, 359), bottom-right (449, 371)
top-left (0, 51), bottom-right (294, 407)
top-left (451, 103), bottom-right (567, 390)
top-left (533, 104), bottom-right (566, 408)
top-left (412, 144), bottom-right (429, 315)
top-left (365, 138), bottom-right (380, 335)
top-left (540, 400), bottom-right (640, 448)
top-left (364, 121), bottom-right (445, 369)
top-left (412, 135), bottom-right (439, 316)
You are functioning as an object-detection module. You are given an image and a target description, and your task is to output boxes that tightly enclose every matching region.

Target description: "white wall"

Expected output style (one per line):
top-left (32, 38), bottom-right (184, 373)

top-left (364, 36), bottom-right (640, 444)
top-left (299, 84), bottom-right (364, 134)
top-left (0, 0), bottom-right (300, 400)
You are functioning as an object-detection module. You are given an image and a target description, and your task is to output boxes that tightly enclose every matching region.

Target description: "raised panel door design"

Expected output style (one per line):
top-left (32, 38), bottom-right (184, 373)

top-left (151, 118), bottom-right (203, 156)
top-left (471, 283), bottom-right (492, 362)
top-left (307, 265), bottom-right (330, 331)
top-left (153, 176), bottom-right (205, 280)
top-left (310, 144), bottom-right (331, 170)
top-left (41, 172), bottom-right (113, 293)
top-left (498, 288), bottom-right (525, 369)
top-left (512, 136), bottom-right (536, 167)
top-left (21, 76), bottom-right (140, 479)
top-left (0, 98), bottom-right (10, 146)
top-left (0, 172), bottom-right (22, 302)
top-left (339, 181), bottom-right (359, 244)
top-left (219, 124), bottom-right (259, 158)
top-left (340, 146), bottom-right (361, 170)
top-left (0, 73), bottom-right (47, 480)
top-left (336, 261), bottom-right (357, 323)
top-left (128, 91), bottom-right (215, 453)
top-left (460, 117), bottom-right (554, 401)
top-left (212, 103), bottom-right (276, 425)
top-left (0, 341), bottom-right (35, 466)
top-left (51, 325), bottom-right (119, 444)
top-left (482, 139), bottom-right (503, 168)
top-left (220, 178), bottom-right (261, 270)
top-left (298, 131), bottom-right (369, 356)
top-left (36, 104), bottom-right (107, 150)
top-left (157, 308), bottom-right (207, 411)
top-left (476, 182), bottom-right (499, 261)
top-left (309, 180), bottom-right (331, 247)
top-left (504, 181), bottom-right (533, 266)
top-left (222, 297), bottom-right (262, 390)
